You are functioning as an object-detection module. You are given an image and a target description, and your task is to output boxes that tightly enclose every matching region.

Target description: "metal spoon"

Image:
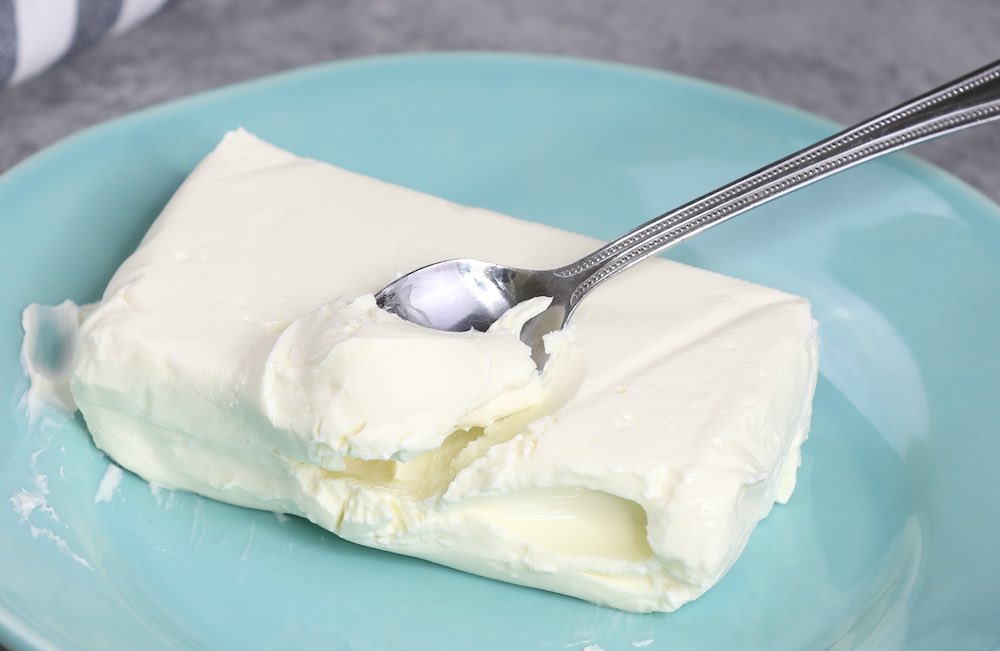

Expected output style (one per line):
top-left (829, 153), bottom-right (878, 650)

top-left (377, 59), bottom-right (1000, 365)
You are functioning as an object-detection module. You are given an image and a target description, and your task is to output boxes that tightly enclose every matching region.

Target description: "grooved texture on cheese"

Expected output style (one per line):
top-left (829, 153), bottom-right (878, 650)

top-left (68, 130), bottom-right (819, 612)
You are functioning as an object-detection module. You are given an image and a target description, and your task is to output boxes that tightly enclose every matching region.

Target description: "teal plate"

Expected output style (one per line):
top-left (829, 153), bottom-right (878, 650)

top-left (2, 53), bottom-right (1000, 651)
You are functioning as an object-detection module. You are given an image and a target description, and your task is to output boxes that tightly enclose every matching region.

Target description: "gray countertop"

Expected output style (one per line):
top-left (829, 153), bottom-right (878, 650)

top-left (1, 0), bottom-right (999, 204)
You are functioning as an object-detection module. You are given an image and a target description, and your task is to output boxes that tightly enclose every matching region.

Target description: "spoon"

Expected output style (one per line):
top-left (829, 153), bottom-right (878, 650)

top-left (377, 59), bottom-right (1000, 365)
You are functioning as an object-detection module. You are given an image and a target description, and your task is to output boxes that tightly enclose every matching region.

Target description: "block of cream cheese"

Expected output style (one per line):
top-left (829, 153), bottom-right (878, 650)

top-left (56, 130), bottom-right (818, 612)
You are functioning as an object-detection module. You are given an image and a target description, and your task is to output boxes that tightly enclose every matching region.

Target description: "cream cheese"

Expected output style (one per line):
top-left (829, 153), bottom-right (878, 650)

top-left (25, 129), bottom-right (819, 612)
top-left (261, 293), bottom-right (552, 466)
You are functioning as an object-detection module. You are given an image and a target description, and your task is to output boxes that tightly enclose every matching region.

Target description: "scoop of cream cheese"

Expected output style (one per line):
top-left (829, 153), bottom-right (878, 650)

top-left (24, 129), bottom-right (819, 613)
top-left (262, 293), bottom-right (552, 466)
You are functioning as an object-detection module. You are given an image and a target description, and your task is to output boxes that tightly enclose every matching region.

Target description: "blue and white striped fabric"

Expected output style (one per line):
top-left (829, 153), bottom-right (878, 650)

top-left (0, 0), bottom-right (172, 88)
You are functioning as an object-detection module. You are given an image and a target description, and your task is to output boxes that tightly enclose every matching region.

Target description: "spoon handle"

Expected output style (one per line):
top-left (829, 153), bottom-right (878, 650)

top-left (555, 59), bottom-right (1000, 306)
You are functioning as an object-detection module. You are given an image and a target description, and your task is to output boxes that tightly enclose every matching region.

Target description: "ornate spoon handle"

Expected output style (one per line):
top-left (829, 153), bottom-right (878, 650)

top-left (557, 59), bottom-right (1000, 306)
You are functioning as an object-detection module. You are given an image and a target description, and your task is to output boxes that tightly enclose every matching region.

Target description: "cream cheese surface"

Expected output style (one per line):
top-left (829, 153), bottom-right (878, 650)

top-left (44, 130), bottom-right (818, 612)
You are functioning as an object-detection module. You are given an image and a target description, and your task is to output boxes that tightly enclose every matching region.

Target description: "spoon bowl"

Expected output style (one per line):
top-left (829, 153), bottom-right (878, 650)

top-left (376, 260), bottom-right (574, 363)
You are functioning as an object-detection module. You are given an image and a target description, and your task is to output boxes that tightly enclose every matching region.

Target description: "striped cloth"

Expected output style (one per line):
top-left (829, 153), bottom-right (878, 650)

top-left (0, 0), bottom-right (172, 87)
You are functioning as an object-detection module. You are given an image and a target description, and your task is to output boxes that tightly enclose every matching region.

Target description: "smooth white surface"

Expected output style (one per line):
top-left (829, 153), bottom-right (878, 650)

top-left (36, 130), bottom-right (819, 612)
top-left (11, 0), bottom-right (76, 84)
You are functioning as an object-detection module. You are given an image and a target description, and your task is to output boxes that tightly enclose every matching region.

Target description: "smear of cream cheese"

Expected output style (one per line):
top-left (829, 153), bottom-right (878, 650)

top-left (94, 463), bottom-right (124, 503)
top-left (20, 301), bottom-right (89, 420)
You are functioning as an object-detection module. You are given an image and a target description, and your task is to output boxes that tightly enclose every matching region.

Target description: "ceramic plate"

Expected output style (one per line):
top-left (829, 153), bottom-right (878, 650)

top-left (2, 54), bottom-right (999, 651)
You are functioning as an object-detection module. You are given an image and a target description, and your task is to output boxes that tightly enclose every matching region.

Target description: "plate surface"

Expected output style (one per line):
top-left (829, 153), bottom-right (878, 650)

top-left (2, 53), bottom-right (1000, 651)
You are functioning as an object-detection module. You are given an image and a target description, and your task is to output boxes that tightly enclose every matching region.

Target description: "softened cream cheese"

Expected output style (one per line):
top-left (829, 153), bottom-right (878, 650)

top-left (24, 130), bottom-right (819, 612)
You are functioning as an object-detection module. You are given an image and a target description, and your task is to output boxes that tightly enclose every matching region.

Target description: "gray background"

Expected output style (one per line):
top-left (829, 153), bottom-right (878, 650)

top-left (1, 0), bottom-right (999, 200)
